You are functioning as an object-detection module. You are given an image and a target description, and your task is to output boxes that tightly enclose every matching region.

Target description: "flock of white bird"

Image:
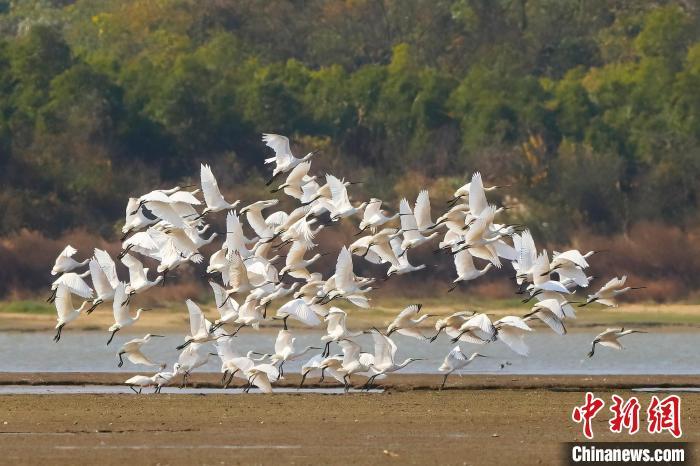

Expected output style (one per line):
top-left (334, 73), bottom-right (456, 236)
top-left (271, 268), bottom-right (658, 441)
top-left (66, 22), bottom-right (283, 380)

top-left (48, 133), bottom-right (646, 393)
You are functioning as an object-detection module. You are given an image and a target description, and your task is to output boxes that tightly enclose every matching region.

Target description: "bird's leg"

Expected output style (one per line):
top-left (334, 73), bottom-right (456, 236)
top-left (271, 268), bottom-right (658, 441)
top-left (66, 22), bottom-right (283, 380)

top-left (129, 386), bottom-right (138, 394)
top-left (362, 375), bottom-right (376, 391)
top-left (299, 371), bottom-right (308, 389)
top-left (322, 341), bottom-right (331, 358)
top-left (429, 327), bottom-right (444, 343)
top-left (263, 302), bottom-right (270, 319)
top-left (319, 368), bottom-right (326, 383)
top-left (176, 339), bottom-right (193, 351)
top-left (86, 299), bottom-right (102, 315)
top-left (450, 330), bottom-right (466, 344)
top-left (343, 375), bottom-right (350, 394)
top-left (221, 370), bottom-right (228, 385)
top-left (587, 341), bottom-right (597, 358)
top-left (353, 226), bottom-right (368, 236)
top-left (265, 172), bottom-right (282, 187)
top-left (117, 352), bottom-right (125, 368)
top-left (282, 315), bottom-right (289, 331)
top-left (230, 324), bottom-right (246, 338)
top-left (47, 288), bottom-right (57, 303)
top-left (53, 324), bottom-right (64, 343)
top-left (138, 388), bottom-right (142, 395)
top-left (106, 328), bottom-right (119, 346)
top-left (224, 370), bottom-right (237, 389)
top-left (447, 283), bottom-right (458, 293)
top-left (440, 373), bottom-right (449, 390)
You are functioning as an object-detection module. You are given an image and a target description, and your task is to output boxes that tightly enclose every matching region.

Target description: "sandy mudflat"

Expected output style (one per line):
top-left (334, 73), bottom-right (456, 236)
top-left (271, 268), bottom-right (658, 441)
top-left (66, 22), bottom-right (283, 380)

top-left (0, 374), bottom-right (698, 465)
top-left (2, 372), bottom-right (700, 391)
top-left (0, 390), bottom-right (698, 465)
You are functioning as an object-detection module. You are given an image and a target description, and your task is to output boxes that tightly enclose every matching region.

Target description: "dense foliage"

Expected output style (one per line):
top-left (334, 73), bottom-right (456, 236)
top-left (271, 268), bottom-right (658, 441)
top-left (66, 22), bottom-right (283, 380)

top-left (0, 0), bottom-right (699, 242)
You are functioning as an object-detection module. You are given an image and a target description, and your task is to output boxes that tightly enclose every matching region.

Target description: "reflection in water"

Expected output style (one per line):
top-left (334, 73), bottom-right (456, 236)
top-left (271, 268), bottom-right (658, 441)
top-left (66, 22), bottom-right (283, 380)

top-left (0, 330), bottom-right (698, 375)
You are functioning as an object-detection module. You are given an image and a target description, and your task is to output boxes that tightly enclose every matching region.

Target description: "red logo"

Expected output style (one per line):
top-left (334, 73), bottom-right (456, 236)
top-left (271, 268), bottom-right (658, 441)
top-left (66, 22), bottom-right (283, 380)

top-left (572, 392), bottom-right (606, 439)
top-left (647, 395), bottom-right (682, 438)
top-left (609, 394), bottom-right (641, 434)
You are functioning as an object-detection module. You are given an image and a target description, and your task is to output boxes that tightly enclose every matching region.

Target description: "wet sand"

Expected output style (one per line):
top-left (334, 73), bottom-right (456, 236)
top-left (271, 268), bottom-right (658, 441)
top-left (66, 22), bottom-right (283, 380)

top-left (3, 372), bottom-right (700, 391)
top-left (1, 387), bottom-right (698, 465)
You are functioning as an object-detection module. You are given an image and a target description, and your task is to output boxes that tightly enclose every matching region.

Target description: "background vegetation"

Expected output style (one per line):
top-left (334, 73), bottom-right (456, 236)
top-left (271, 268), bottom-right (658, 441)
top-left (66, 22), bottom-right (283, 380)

top-left (1, 0), bottom-right (699, 301)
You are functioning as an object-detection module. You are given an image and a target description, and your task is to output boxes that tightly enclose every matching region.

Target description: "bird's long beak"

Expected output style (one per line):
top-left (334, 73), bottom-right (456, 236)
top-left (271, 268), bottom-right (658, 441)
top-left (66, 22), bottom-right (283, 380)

top-left (151, 334), bottom-right (165, 337)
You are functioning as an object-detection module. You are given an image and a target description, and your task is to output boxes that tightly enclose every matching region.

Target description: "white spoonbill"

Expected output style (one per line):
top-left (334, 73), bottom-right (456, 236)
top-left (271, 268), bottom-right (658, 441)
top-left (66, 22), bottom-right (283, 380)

top-left (51, 245), bottom-right (89, 276)
top-left (199, 163), bottom-right (240, 216)
top-left (587, 327), bottom-right (646, 358)
top-left (107, 283), bottom-right (149, 345)
top-left (438, 346), bottom-right (489, 389)
top-left (117, 334), bottom-right (165, 368)
top-left (52, 284), bottom-right (91, 342)
top-left (581, 276), bottom-right (644, 307)
top-left (386, 304), bottom-right (434, 340)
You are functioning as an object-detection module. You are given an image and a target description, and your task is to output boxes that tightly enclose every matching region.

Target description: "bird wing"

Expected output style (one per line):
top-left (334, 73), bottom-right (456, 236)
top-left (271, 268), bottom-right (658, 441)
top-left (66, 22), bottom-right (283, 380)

top-left (449, 345), bottom-right (468, 361)
top-left (531, 251), bottom-right (550, 286)
top-left (395, 304), bottom-right (421, 322)
top-left (58, 245), bottom-right (78, 259)
top-left (413, 190), bottom-right (433, 230)
top-left (285, 161), bottom-right (311, 185)
top-left (599, 275), bottom-right (627, 294)
top-left (274, 330), bottom-right (294, 355)
top-left (120, 253), bottom-right (147, 285)
top-left (399, 198), bottom-right (419, 234)
top-left (225, 253), bottom-right (250, 290)
top-left (326, 174), bottom-right (351, 210)
top-left (54, 285), bottom-right (74, 321)
top-left (127, 349), bottom-right (160, 367)
top-left (276, 299), bottom-right (321, 327)
top-left (338, 339), bottom-right (362, 366)
top-left (454, 250), bottom-right (477, 278)
top-left (554, 250), bottom-right (590, 269)
top-left (465, 313), bottom-right (495, 334)
top-left (224, 211), bottom-right (247, 255)
top-left (185, 299), bottom-right (207, 338)
top-left (497, 316), bottom-right (532, 332)
top-left (534, 312), bottom-right (566, 335)
top-left (262, 133), bottom-right (294, 167)
top-left (94, 248), bottom-right (120, 289)
top-left (468, 172), bottom-right (488, 215)
top-left (169, 190), bottom-right (201, 205)
top-left (53, 273), bottom-right (93, 299)
top-left (535, 299), bottom-right (566, 319)
top-left (362, 199), bottom-right (381, 222)
top-left (90, 258), bottom-right (114, 297)
top-left (112, 283), bottom-right (130, 323)
top-left (209, 281), bottom-right (237, 313)
top-left (397, 327), bottom-right (426, 340)
top-left (598, 340), bottom-right (622, 349)
top-left (265, 211), bottom-right (288, 229)
top-left (200, 164), bottom-right (227, 208)
top-left (246, 210), bottom-right (272, 239)
top-left (537, 280), bottom-right (572, 294)
top-left (285, 241), bottom-right (307, 267)
top-left (496, 327), bottom-right (529, 356)
top-left (334, 247), bottom-right (355, 290)
top-left (370, 330), bottom-right (395, 369)
top-left (144, 202), bottom-right (186, 229)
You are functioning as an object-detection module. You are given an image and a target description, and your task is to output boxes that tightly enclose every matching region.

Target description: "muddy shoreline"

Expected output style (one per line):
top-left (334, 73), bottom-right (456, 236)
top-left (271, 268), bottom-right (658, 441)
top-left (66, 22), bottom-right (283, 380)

top-left (2, 372), bottom-right (699, 391)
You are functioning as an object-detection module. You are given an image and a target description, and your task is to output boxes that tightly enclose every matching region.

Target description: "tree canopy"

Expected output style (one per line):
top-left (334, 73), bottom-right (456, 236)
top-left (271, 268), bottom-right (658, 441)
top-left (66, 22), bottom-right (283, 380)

top-left (0, 0), bottom-right (699, 240)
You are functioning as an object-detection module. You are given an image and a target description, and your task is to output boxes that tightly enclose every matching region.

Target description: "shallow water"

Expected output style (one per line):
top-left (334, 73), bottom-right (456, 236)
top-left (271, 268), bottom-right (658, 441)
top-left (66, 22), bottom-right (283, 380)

top-left (1, 330), bottom-right (698, 375)
top-left (0, 385), bottom-right (381, 395)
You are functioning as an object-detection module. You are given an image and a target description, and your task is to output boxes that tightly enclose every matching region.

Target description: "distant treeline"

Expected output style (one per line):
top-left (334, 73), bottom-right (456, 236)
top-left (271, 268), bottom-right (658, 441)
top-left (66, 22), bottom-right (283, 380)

top-left (0, 0), bottom-right (699, 243)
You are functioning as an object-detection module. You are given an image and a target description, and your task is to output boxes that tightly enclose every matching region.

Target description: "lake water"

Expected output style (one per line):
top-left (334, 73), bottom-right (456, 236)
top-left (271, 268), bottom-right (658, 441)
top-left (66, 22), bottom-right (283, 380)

top-left (1, 330), bottom-right (697, 375)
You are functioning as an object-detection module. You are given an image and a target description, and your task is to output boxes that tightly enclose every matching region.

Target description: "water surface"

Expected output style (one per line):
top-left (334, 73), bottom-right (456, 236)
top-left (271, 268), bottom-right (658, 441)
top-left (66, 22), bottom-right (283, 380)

top-left (1, 330), bottom-right (697, 375)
